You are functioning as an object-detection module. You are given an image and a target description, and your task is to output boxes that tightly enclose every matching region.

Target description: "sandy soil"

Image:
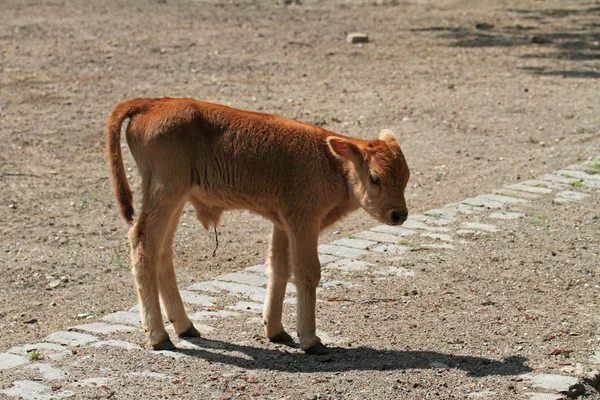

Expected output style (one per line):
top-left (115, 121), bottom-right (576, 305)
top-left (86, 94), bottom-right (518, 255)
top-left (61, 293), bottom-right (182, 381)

top-left (0, 0), bottom-right (599, 398)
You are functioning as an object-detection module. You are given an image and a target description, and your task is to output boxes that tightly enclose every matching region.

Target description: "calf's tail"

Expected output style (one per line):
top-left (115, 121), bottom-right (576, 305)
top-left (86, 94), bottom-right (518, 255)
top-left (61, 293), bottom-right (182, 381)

top-left (105, 98), bottom-right (151, 224)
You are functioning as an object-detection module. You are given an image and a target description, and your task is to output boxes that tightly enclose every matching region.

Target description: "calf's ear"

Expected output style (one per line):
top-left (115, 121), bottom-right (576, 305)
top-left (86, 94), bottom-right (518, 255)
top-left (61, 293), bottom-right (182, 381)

top-left (378, 129), bottom-right (396, 143)
top-left (327, 137), bottom-right (361, 161)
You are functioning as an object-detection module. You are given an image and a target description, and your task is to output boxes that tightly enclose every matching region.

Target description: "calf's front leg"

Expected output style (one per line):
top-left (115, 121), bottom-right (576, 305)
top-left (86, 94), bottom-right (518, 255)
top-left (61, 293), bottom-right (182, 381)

top-left (290, 230), bottom-right (328, 355)
top-left (263, 226), bottom-right (293, 343)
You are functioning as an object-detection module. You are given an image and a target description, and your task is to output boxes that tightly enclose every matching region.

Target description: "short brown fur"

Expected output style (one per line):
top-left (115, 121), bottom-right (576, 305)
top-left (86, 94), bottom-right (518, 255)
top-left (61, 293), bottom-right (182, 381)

top-left (106, 97), bottom-right (410, 353)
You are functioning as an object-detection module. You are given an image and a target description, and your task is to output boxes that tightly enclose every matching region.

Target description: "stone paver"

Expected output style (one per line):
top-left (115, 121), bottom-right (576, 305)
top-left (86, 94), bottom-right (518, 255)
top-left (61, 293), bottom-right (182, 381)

top-left (187, 281), bottom-right (224, 293)
top-left (90, 340), bottom-right (142, 350)
top-left (554, 190), bottom-right (590, 202)
top-left (209, 281), bottom-right (267, 302)
top-left (216, 272), bottom-right (269, 287)
top-left (179, 290), bottom-right (216, 306)
top-left (330, 237), bottom-right (377, 250)
top-left (0, 353), bottom-right (29, 370)
top-left (355, 230), bottom-right (410, 244)
top-left (244, 264), bottom-right (268, 275)
top-left (478, 193), bottom-right (528, 204)
top-left (189, 310), bottom-right (240, 321)
top-left (461, 222), bottom-right (500, 233)
top-left (325, 259), bottom-right (375, 273)
top-left (489, 212), bottom-right (524, 220)
top-left (226, 301), bottom-right (263, 313)
top-left (424, 208), bottom-right (457, 221)
top-left (23, 363), bottom-right (68, 380)
top-left (526, 373), bottom-right (583, 396)
top-left (461, 197), bottom-right (504, 209)
top-left (524, 393), bottom-right (563, 400)
top-left (421, 232), bottom-right (453, 242)
top-left (372, 244), bottom-right (410, 254)
top-left (7, 343), bottom-right (71, 361)
top-left (403, 219), bottom-right (452, 232)
top-left (69, 322), bottom-right (136, 335)
top-left (318, 244), bottom-right (368, 259)
top-left (370, 224), bottom-right (417, 236)
top-left (101, 311), bottom-right (142, 326)
top-left (507, 183), bottom-right (553, 194)
top-left (319, 253), bottom-right (340, 265)
top-left (44, 331), bottom-right (98, 347)
top-left (0, 380), bottom-right (74, 399)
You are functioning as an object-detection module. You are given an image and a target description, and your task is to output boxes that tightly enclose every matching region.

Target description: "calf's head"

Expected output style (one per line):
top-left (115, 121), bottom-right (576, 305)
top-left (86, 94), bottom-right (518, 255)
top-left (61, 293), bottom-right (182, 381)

top-left (327, 129), bottom-right (410, 225)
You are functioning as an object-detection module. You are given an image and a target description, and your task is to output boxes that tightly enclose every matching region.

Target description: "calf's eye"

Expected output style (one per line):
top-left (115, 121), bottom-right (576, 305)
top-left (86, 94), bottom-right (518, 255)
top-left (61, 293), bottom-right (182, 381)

top-left (370, 174), bottom-right (381, 186)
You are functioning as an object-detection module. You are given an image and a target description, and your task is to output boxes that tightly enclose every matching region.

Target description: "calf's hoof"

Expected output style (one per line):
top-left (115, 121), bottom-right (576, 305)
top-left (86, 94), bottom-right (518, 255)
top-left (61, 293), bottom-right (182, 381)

top-left (152, 337), bottom-right (176, 350)
top-left (268, 331), bottom-right (294, 344)
top-left (304, 342), bottom-right (329, 356)
top-left (178, 325), bottom-right (201, 338)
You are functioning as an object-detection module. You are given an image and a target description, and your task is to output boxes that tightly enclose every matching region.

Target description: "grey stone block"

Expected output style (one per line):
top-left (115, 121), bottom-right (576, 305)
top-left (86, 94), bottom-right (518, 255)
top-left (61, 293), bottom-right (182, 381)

top-left (467, 390), bottom-right (496, 398)
top-left (210, 280), bottom-right (267, 302)
top-left (186, 281), bottom-right (223, 293)
top-left (318, 244), bottom-right (368, 259)
top-left (555, 169), bottom-right (600, 181)
top-left (23, 363), bottom-right (67, 380)
top-left (461, 222), bottom-right (499, 232)
top-left (318, 253), bottom-right (340, 265)
top-left (422, 243), bottom-right (455, 250)
top-left (90, 340), bottom-right (142, 350)
top-left (495, 189), bottom-right (540, 199)
top-left (179, 290), bottom-right (215, 306)
top-left (538, 173), bottom-right (578, 185)
top-left (189, 310), bottom-right (240, 321)
top-left (69, 322), bottom-right (136, 335)
top-left (226, 301), bottom-right (263, 313)
top-left (244, 264), bottom-right (267, 275)
top-left (520, 179), bottom-right (568, 189)
top-left (326, 259), bottom-right (375, 273)
top-left (423, 208), bottom-right (457, 221)
top-left (421, 232), bottom-right (453, 242)
top-left (101, 311), bottom-right (142, 326)
top-left (7, 343), bottom-right (71, 361)
top-left (217, 272), bottom-right (269, 287)
top-left (478, 193), bottom-right (528, 204)
top-left (527, 373), bottom-right (583, 396)
top-left (507, 183), bottom-right (553, 194)
top-left (330, 238), bottom-right (377, 250)
top-left (45, 331), bottom-right (98, 347)
top-left (489, 212), bottom-right (524, 220)
top-left (0, 380), bottom-right (74, 399)
top-left (372, 244), bottom-right (410, 254)
top-left (355, 230), bottom-right (410, 244)
top-left (0, 352), bottom-right (29, 370)
top-left (555, 190), bottom-right (590, 201)
top-left (403, 219), bottom-right (451, 232)
top-left (461, 197), bottom-right (504, 209)
top-left (370, 224), bottom-right (417, 236)
top-left (524, 393), bottom-right (563, 400)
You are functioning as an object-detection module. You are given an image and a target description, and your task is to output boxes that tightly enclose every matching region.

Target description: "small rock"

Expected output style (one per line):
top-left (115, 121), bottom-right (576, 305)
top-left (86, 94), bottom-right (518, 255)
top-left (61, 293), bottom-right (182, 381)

top-left (48, 279), bottom-right (62, 289)
top-left (347, 32), bottom-right (368, 44)
top-left (531, 35), bottom-right (552, 44)
top-left (8, 204), bottom-right (16, 209)
top-left (475, 23), bottom-right (494, 30)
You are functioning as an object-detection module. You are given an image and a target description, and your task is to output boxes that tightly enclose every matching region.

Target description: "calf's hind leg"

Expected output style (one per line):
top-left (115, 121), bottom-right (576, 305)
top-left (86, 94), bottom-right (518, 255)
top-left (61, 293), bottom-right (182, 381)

top-left (129, 195), bottom-right (181, 350)
top-left (157, 203), bottom-right (201, 338)
top-left (263, 225), bottom-right (293, 343)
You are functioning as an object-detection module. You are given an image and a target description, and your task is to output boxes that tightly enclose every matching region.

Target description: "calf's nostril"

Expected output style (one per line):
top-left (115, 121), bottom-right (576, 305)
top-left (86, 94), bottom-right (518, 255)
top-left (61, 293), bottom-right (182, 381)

top-left (391, 210), bottom-right (408, 224)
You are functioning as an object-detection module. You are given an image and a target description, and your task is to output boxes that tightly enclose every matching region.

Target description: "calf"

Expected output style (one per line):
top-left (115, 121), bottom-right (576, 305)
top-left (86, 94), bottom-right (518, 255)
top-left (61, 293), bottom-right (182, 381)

top-left (106, 97), bottom-right (410, 355)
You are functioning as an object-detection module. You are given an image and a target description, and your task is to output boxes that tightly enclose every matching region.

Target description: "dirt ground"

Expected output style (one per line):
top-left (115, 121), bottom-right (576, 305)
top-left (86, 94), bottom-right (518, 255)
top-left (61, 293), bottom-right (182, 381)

top-left (1, 0), bottom-right (599, 398)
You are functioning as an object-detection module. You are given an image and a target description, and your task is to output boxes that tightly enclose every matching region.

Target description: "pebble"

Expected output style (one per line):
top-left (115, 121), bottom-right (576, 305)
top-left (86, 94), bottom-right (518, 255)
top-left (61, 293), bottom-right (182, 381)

top-left (346, 32), bottom-right (368, 44)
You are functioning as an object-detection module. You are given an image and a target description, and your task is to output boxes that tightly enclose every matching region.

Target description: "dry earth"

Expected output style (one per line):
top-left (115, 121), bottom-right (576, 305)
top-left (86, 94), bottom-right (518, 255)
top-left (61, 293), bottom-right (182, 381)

top-left (0, 0), bottom-right (599, 399)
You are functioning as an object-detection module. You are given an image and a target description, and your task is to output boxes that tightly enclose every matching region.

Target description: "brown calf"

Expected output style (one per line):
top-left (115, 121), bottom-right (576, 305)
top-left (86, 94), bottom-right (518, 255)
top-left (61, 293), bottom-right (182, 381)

top-left (106, 97), bottom-right (410, 355)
